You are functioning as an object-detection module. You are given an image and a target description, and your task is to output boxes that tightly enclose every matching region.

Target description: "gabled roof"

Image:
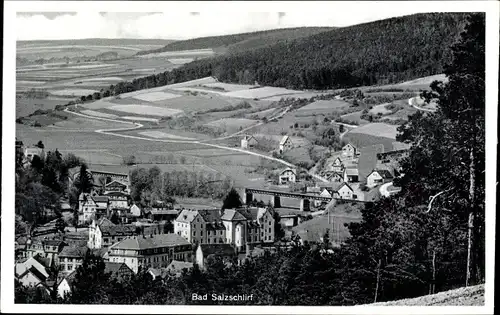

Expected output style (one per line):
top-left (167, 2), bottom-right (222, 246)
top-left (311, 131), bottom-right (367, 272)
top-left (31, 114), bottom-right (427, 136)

top-left (59, 245), bottom-right (89, 258)
top-left (105, 180), bottom-right (128, 187)
top-left (243, 135), bottom-right (257, 141)
top-left (93, 196), bottom-right (110, 203)
top-left (344, 168), bottom-right (359, 176)
top-left (279, 135), bottom-right (291, 145)
top-left (338, 182), bottom-right (354, 192)
top-left (111, 234), bottom-right (190, 251)
top-left (197, 209), bottom-right (221, 222)
top-left (19, 266), bottom-right (47, 283)
top-left (104, 262), bottom-right (131, 276)
top-left (280, 167), bottom-right (296, 175)
top-left (97, 217), bottom-right (115, 227)
top-left (343, 142), bottom-right (357, 150)
top-left (369, 169), bottom-right (394, 179)
top-left (175, 209), bottom-right (199, 223)
top-left (58, 270), bottom-right (77, 286)
top-left (100, 224), bottom-right (136, 237)
top-left (199, 244), bottom-right (235, 257)
top-left (104, 191), bottom-right (129, 197)
top-left (221, 209), bottom-right (247, 221)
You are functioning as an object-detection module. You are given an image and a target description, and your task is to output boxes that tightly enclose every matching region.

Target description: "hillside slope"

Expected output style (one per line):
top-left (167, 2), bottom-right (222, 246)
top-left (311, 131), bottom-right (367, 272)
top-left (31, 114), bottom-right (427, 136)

top-left (106, 13), bottom-right (473, 97)
top-left (369, 285), bottom-right (484, 306)
top-left (136, 27), bottom-right (333, 55)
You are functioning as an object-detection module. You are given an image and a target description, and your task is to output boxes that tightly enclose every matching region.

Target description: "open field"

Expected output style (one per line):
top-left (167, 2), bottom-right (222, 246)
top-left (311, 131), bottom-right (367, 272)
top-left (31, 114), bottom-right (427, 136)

top-left (205, 118), bottom-right (258, 133)
top-left (339, 111), bottom-right (371, 125)
top-left (16, 97), bottom-right (69, 118)
top-left (80, 109), bottom-right (119, 119)
top-left (348, 123), bottom-right (399, 139)
top-left (50, 88), bottom-right (99, 97)
top-left (343, 133), bottom-right (397, 151)
top-left (223, 86), bottom-right (304, 99)
top-left (168, 58), bottom-right (194, 64)
top-left (296, 99), bottom-right (350, 115)
top-left (133, 91), bottom-right (182, 102)
top-left (108, 104), bottom-right (183, 117)
top-left (138, 131), bottom-right (196, 140)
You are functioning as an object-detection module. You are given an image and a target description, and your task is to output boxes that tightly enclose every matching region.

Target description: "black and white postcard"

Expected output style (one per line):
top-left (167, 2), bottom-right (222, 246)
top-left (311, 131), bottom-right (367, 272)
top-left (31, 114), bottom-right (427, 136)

top-left (2, 1), bottom-right (498, 314)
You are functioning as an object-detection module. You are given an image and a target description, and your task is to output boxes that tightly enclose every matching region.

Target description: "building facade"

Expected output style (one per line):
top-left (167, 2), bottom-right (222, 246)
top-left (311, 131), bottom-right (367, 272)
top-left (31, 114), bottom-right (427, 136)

top-left (279, 168), bottom-right (297, 185)
top-left (107, 234), bottom-right (192, 273)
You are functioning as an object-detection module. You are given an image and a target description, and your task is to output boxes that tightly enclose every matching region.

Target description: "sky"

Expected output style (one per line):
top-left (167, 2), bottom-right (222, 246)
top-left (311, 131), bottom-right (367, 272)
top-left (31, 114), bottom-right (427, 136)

top-left (15, 6), bottom-right (435, 41)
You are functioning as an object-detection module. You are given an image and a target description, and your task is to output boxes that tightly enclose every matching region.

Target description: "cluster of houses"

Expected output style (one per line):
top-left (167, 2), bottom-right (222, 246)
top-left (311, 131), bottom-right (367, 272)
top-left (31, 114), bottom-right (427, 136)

top-left (240, 133), bottom-right (406, 204)
top-left (15, 203), bottom-right (277, 299)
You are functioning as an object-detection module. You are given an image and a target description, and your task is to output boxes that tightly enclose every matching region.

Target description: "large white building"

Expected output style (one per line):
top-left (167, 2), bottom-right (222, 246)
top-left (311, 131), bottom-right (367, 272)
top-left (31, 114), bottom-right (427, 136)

top-left (279, 168), bottom-right (297, 185)
top-left (107, 233), bottom-right (192, 273)
top-left (174, 208), bottom-right (275, 253)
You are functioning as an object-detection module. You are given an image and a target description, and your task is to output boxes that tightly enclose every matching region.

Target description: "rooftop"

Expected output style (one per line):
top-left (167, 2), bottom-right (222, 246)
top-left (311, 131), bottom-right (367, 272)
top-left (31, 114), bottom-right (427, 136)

top-left (111, 233), bottom-right (190, 251)
top-left (59, 245), bottom-right (89, 258)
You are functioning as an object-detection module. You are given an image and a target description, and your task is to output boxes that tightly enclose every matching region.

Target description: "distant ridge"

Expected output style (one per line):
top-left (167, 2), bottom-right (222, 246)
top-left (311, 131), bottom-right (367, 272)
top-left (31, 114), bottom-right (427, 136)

top-left (136, 27), bottom-right (333, 55)
top-left (17, 38), bottom-right (176, 46)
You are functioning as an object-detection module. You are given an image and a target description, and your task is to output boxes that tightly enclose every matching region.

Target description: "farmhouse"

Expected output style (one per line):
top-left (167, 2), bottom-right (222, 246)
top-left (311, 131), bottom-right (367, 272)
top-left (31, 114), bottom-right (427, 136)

top-left (366, 169), bottom-right (394, 188)
top-left (25, 238), bottom-right (67, 267)
top-left (279, 167), bottom-right (297, 185)
top-left (196, 244), bottom-right (236, 270)
top-left (57, 271), bottom-right (76, 299)
top-left (107, 233), bottom-right (192, 273)
top-left (78, 193), bottom-right (110, 224)
top-left (342, 143), bottom-right (358, 159)
top-left (279, 135), bottom-right (293, 154)
top-left (328, 157), bottom-right (345, 173)
top-left (87, 218), bottom-right (136, 249)
top-left (58, 245), bottom-right (89, 275)
top-left (105, 180), bottom-right (129, 194)
top-left (104, 261), bottom-right (134, 280)
top-left (337, 183), bottom-right (356, 200)
top-left (104, 191), bottom-right (129, 210)
top-left (343, 168), bottom-right (359, 183)
top-left (16, 266), bottom-right (48, 288)
top-left (320, 187), bottom-right (339, 199)
top-left (15, 257), bottom-right (50, 283)
top-left (241, 135), bottom-right (258, 149)
top-left (326, 171), bottom-right (344, 183)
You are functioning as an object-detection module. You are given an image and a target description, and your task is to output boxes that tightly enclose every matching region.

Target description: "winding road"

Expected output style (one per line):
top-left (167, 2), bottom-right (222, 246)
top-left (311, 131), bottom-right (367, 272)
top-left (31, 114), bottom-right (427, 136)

top-left (63, 108), bottom-right (329, 183)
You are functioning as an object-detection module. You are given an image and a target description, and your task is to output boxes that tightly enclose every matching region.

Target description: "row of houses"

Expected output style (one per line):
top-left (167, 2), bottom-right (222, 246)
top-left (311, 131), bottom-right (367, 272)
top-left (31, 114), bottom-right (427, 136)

top-left (241, 134), bottom-right (293, 155)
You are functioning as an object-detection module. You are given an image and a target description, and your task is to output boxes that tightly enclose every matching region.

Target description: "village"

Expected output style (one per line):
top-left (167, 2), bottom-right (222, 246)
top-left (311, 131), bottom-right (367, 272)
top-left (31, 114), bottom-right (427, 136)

top-left (14, 130), bottom-right (408, 299)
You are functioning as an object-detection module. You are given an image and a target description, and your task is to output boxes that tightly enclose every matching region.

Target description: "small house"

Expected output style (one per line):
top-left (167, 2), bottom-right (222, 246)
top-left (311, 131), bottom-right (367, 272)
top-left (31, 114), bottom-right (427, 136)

top-left (279, 135), bottom-right (293, 154)
top-left (57, 271), bottom-right (77, 299)
top-left (165, 260), bottom-right (194, 277)
top-left (329, 157), bottom-right (345, 173)
top-left (343, 168), bottom-right (359, 183)
top-left (104, 261), bottom-right (134, 280)
top-left (366, 169), bottom-right (394, 188)
top-left (105, 180), bottom-right (129, 193)
top-left (342, 143), bottom-right (358, 159)
top-left (278, 168), bottom-right (297, 185)
top-left (337, 183), bottom-right (355, 200)
top-left (326, 172), bottom-right (344, 183)
top-left (241, 135), bottom-right (258, 149)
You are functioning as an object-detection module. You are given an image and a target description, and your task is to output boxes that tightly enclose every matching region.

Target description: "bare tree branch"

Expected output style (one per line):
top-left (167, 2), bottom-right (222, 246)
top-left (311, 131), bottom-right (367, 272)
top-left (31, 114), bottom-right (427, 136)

top-left (425, 188), bottom-right (453, 213)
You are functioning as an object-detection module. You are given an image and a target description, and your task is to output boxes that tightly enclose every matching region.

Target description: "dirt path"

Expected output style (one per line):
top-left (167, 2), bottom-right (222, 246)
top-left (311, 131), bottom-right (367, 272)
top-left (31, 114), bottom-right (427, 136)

top-left (64, 108), bottom-right (329, 183)
top-left (408, 97), bottom-right (437, 112)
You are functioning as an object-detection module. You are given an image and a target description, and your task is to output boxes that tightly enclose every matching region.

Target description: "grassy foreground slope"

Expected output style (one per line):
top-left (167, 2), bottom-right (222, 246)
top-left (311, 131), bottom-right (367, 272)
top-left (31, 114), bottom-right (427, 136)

top-left (136, 27), bottom-right (333, 55)
top-left (369, 285), bottom-right (484, 306)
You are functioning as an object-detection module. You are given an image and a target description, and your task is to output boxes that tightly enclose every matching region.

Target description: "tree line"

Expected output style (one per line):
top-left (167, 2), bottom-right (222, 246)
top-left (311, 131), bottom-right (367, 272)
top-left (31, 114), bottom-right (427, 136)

top-left (129, 166), bottom-right (234, 208)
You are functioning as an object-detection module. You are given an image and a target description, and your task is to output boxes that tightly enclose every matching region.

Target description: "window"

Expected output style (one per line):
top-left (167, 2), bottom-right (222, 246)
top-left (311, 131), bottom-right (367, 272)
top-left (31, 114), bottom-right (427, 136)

top-left (269, 228), bottom-right (271, 233)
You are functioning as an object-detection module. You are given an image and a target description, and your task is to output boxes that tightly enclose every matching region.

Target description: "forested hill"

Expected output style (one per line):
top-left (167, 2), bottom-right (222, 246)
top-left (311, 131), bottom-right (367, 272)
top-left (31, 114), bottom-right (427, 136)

top-left (177, 13), bottom-right (469, 90)
top-left (135, 27), bottom-right (333, 55)
top-left (107, 13), bottom-right (470, 96)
